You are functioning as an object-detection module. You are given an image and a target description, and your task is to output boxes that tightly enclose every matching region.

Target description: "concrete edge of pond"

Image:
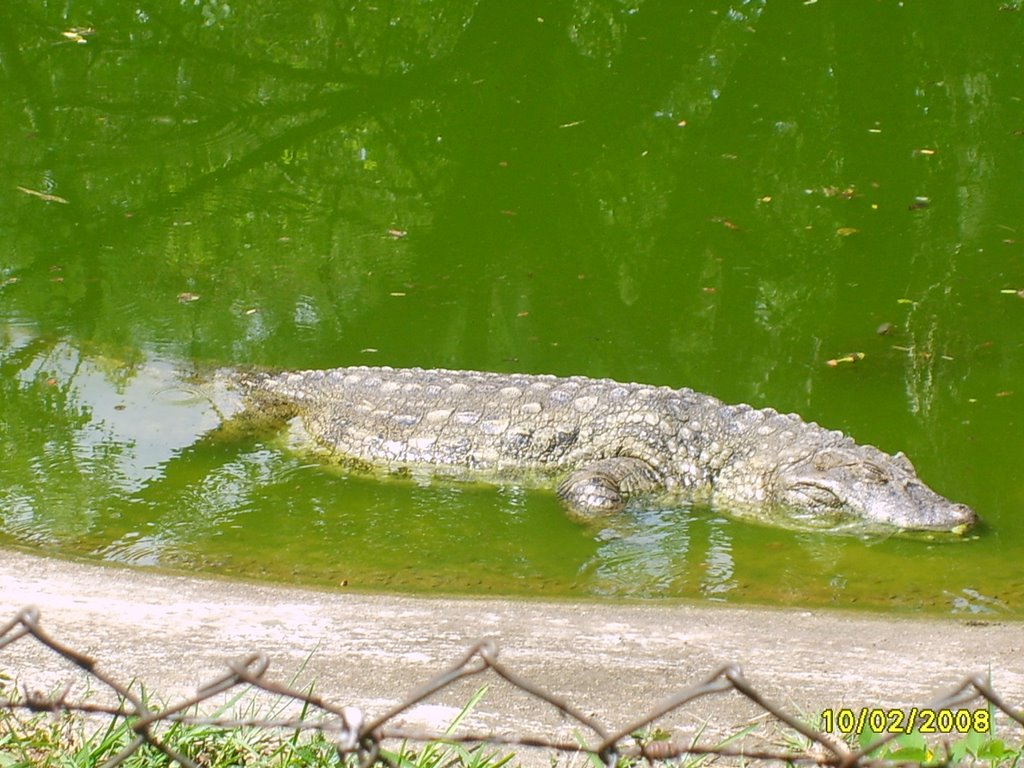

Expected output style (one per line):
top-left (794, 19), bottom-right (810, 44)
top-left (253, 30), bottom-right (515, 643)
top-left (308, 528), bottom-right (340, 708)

top-left (1, 548), bottom-right (1022, 764)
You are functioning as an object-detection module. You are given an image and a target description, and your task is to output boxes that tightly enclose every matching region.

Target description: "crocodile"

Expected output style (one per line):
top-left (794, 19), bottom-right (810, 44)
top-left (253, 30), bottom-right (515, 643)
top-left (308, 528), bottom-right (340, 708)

top-left (233, 365), bottom-right (977, 534)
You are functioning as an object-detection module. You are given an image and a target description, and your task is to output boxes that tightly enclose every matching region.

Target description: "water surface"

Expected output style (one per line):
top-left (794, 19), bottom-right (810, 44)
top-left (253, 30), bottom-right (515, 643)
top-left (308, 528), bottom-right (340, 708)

top-left (2, 1), bottom-right (1023, 615)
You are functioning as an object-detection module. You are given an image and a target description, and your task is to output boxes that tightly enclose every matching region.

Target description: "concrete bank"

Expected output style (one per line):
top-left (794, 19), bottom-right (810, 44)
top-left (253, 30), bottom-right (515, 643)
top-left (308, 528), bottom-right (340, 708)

top-left (1, 548), bottom-right (1021, 763)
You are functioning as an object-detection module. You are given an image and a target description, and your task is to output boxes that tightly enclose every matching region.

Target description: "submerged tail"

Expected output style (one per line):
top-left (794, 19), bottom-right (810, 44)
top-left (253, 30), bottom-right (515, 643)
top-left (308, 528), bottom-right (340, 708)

top-left (208, 368), bottom-right (300, 440)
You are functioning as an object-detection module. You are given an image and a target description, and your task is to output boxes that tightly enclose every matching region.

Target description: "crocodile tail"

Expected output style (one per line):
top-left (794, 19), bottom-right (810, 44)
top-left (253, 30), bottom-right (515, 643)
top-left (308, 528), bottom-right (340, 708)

top-left (217, 368), bottom-right (301, 434)
top-left (232, 369), bottom-right (273, 391)
top-left (231, 370), bottom-right (284, 404)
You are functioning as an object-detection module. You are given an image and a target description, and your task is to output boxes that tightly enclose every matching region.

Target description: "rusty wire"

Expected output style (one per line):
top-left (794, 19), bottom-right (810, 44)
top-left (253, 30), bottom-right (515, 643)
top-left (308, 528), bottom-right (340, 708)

top-left (0, 606), bottom-right (1020, 767)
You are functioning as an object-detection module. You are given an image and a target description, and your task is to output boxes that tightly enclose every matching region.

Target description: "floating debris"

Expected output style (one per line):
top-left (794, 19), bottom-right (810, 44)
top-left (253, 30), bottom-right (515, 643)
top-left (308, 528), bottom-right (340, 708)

top-left (16, 186), bottom-right (69, 204)
top-left (60, 27), bottom-right (94, 44)
top-left (826, 352), bottom-right (866, 367)
top-left (823, 185), bottom-right (857, 199)
top-left (711, 217), bottom-right (742, 231)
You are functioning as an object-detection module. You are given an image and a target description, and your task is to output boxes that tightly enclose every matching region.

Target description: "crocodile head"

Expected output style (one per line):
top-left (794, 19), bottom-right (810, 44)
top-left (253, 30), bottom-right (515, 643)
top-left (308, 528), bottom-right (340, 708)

top-left (769, 446), bottom-right (977, 533)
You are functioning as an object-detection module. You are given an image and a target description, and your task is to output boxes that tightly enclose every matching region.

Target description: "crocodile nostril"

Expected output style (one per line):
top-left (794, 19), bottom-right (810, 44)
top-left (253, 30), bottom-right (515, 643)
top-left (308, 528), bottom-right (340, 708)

top-left (953, 503), bottom-right (977, 524)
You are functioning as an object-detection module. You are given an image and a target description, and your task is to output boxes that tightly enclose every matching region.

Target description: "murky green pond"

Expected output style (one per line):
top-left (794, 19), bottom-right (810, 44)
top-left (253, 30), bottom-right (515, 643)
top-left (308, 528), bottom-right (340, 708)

top-left (2, 1), bottom-right (1023, 615)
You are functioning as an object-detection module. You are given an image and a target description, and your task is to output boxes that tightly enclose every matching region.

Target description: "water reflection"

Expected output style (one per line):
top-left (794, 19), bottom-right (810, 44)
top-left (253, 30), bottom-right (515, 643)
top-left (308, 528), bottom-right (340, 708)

top-left (701, 519), bottom-right (736, 597)
top-left (581, 505), bottom-right (737, 599)
top-left (96, 448), bottom-right (289, 566)
top-left (0, 328), bottom-right (1016, 613)
top-left (0, 329), bottom-right (738, 598)
top-left (0, 328), bottom-right (236, 545)
top-left (2, 328), bottom-right (222, 490)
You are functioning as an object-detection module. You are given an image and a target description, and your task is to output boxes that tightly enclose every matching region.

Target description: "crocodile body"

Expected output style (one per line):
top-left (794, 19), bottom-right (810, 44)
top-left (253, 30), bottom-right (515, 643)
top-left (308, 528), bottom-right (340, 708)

top-left (237, 366), bottom-right (976, 533)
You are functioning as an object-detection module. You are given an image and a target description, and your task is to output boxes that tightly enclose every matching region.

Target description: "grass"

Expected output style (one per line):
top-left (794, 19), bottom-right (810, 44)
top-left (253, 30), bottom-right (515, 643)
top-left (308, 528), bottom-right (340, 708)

top-left (0, 674), bottom-right (514, 768)
top-left (1, 669), bottom-right (1023, 768)
top-left (0, 689), bottom-right (343, 766)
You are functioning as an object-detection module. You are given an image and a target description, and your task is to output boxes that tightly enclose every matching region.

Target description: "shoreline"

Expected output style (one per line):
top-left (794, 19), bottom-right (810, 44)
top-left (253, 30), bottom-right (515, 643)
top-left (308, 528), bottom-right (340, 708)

top-left (2, 548), bottom-right (1021, 763)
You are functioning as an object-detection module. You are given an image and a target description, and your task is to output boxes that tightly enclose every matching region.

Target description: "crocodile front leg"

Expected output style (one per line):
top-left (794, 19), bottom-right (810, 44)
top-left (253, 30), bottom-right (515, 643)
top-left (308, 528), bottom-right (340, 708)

top-left (556, 457), bottom-right (663, 516)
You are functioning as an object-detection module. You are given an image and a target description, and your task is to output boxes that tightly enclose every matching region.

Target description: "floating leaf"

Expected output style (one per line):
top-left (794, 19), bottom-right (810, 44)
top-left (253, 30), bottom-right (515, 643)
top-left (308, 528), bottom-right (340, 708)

top-left (60, 27), bottom-right (94, 43)
top-left (836, 227), bottom-right (859, 237)
top-left (16, 186), bottom-right (69, 204)
top-left (826, 352), bottom-right (866, 367)
top-left (823, 186), bottom-right (857, 199)
top-left (177, 292), bottom-right (200, 303)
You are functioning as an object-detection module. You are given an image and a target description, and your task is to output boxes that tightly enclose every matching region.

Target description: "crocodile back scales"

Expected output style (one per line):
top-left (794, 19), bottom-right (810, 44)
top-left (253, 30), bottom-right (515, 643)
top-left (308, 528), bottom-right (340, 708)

top-left (245, 366), bottom-right (715, 482)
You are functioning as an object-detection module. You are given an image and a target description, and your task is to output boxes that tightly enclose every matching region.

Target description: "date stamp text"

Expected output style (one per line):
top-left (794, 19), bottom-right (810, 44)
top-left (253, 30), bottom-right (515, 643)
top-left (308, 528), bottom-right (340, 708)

top-left (821, 708), bottom-right (989, 735)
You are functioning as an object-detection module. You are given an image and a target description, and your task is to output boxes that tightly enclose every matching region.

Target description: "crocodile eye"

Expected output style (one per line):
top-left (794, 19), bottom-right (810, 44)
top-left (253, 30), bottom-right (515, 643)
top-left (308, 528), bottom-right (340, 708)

top-left (859, 461), bottom-right (890, 483)
top-left (787, 483), bottom-right (844, 509)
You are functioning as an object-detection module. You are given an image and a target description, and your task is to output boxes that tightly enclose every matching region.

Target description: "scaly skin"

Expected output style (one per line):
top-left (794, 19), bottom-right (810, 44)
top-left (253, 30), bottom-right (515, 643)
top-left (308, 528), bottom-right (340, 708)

top-left (237, 366), bottom-right (977, 533)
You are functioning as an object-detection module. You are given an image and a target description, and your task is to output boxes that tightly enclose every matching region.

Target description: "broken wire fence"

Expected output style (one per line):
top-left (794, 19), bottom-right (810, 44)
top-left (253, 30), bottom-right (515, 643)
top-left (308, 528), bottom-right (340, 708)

top-left (1, 606), bottom-right (1021, 767)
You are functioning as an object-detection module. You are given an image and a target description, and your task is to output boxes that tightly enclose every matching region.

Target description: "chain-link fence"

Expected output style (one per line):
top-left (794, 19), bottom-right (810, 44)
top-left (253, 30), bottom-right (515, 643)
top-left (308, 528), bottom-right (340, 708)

top-left (2, 605), bottom-right (1022, 767)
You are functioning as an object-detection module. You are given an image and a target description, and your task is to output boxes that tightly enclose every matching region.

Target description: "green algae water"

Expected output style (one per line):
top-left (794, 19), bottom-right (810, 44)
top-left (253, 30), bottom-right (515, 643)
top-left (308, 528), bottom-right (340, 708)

top-left (2, 1), bottom-right (1023, 615)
